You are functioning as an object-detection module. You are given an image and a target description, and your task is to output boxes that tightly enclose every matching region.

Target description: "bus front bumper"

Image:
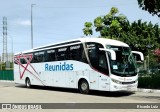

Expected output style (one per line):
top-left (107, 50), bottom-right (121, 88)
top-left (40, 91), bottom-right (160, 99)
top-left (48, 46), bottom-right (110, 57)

top-left (110, 82), bottom-right (138, 92)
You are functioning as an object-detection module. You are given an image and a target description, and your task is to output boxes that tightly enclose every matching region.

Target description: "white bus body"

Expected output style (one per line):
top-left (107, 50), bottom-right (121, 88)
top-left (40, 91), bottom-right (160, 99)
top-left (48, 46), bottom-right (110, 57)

top-left (14, 37), bottom-right (143, 94)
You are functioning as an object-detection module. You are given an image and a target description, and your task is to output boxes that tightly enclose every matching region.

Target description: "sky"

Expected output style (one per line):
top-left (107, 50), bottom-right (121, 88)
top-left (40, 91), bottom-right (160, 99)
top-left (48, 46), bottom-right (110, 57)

top-left (0, 0), bottom-right (159, 54)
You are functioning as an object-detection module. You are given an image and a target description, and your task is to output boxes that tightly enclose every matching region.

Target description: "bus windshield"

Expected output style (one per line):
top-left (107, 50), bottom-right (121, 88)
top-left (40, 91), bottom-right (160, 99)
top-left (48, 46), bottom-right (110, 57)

top-left (106, 45), bottom-right (137, 77)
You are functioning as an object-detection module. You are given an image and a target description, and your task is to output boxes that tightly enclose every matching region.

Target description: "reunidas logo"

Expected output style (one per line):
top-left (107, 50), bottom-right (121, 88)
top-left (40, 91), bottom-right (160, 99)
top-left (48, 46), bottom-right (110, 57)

top-left (45, 62), bottom-right (73, 71)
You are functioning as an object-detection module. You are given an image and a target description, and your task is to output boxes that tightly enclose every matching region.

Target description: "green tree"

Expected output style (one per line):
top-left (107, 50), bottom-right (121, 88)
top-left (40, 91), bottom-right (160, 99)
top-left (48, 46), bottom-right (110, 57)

top-left (137, 0), bottom-right (160, 17)
top-left (83, 22), bottom-right (93, 36)
top-left (127, 20), bottom-right (159, 55)
top-left (94, 7), bottom-right (126, 39)
top-left (82, 7), bottom-right (160, 56)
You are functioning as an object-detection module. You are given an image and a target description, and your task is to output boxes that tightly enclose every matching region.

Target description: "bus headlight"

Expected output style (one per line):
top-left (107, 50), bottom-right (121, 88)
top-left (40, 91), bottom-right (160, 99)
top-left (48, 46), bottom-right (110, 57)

top-left (111, 78), bottom-right (122, 84)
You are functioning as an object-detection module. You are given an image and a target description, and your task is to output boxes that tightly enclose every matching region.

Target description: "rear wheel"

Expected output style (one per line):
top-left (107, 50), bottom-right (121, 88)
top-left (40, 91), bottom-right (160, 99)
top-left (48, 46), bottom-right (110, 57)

top-left (25, 78), bottom-right (31, 88)
top-left (78, 79), bottom-right (89, 94)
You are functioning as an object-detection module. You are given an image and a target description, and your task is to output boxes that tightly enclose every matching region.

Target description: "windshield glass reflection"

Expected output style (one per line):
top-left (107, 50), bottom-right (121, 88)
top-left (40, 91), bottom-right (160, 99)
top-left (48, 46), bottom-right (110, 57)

top-left (107, 45), bottom-right (137, 77)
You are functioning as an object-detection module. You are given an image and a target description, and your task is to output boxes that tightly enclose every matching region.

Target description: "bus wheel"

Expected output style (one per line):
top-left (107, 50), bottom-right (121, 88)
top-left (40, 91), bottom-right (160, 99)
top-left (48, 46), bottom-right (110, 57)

top-left (25, 78), bottom-right (31, 88)
top-left (78, 79), bottom-right (89, 94)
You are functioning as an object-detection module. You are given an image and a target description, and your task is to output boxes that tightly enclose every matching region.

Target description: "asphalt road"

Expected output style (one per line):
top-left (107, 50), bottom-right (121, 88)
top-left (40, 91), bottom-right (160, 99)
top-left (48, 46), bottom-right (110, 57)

top-left (0, 81), bottom-right (160, 112)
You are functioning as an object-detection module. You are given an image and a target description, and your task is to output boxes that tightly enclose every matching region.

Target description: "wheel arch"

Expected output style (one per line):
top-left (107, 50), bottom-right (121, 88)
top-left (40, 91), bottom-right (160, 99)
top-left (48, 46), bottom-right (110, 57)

top-left (25, 77), bottom-right (30, 83)
top-left (77, 76), bottom-right (90, 89)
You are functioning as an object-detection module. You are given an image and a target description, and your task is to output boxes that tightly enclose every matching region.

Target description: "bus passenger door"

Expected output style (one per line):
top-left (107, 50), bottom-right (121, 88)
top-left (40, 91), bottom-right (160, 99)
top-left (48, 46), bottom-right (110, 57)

top-left (86, 42), bottom-right (110, 91)
top-left (98, 50), bottom-right (110, 91)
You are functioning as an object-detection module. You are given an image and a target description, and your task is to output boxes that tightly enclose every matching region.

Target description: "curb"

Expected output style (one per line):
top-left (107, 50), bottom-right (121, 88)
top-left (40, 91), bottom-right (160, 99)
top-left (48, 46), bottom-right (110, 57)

top-left (0, 80), bottom-right (14, 83)
top-left (138, 88), bottom-right (160, 93)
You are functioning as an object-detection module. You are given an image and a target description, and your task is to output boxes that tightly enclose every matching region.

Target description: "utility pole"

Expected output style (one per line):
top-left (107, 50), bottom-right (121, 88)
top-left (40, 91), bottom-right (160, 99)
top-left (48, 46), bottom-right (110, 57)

top-left (31, 4), bottom-right (36, 49)
top-left (3, 17), bottom-right (8, 62)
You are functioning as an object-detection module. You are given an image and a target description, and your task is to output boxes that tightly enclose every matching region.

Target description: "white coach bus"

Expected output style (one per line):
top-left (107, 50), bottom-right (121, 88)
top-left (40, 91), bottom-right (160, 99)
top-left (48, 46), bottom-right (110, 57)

top-left (14, 37), bottom-right (144, 94)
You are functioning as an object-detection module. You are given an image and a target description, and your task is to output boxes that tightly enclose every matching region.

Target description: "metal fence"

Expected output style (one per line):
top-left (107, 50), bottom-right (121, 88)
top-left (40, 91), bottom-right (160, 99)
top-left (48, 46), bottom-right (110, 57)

top-left (0, 70), bottom-right (14, 81)
top-left (138, 60), bottom-right (160, 89)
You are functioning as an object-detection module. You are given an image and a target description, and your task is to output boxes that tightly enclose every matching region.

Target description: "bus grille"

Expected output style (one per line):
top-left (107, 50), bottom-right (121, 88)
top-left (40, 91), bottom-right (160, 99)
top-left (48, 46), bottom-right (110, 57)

top-left (122, 81), bottom-right (136, 84)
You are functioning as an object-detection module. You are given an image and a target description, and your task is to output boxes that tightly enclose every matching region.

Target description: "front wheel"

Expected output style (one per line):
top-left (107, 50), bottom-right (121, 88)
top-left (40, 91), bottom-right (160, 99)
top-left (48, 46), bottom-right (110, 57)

top-left (78, 79), bottom-right (89, 94)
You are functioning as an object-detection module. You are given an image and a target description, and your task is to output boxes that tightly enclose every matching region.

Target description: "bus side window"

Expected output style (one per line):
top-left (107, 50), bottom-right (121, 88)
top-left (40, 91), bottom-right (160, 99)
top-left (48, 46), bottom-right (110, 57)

top-left (87, 43), bottom-right (98, 68)
top-left (37, 53), bottom-right (44, 62)
top-left (47, 49), bottom-right (56, 62)
top-left (20, 58), bottom-right (26, 64)
top-left (57, 47), bottom-right (68, 61)
top-left (98, 50), bottom-right (109, 74)
top-left (87, 42), bottom-right (109, 75)
top-left (99, 54), bottom-right (107, 68)
top-left (69, 44), bottom-right (82, 61)
top-left (33, 51), bottom-right (45, 63)
top-left (33, 53), bottom-right (38, 63)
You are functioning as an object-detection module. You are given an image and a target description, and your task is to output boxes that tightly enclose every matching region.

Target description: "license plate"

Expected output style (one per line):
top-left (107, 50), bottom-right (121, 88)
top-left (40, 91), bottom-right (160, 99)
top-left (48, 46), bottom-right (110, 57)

top-left (127, 85), bottom-right (132, 88)
top-left (127, 85), bottom-right (132, 89)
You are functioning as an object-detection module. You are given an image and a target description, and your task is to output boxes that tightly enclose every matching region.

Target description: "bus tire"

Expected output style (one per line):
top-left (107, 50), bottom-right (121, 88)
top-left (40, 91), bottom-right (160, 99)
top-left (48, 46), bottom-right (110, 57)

top-left (25, 78), bottom-right (31, 88)
top-left (78, 79), bottom-right (89, 94)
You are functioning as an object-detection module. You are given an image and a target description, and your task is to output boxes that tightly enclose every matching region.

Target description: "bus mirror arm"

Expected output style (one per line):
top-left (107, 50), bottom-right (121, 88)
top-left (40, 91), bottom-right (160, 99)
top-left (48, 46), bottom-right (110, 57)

top-left (132, 51), bottom-right (144, 62)
top-left (99, 48), bottom-right (116, 60)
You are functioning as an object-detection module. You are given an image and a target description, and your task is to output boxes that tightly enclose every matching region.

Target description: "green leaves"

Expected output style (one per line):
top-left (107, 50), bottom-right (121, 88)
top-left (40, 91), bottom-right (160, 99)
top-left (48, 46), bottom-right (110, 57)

top-left (94, 7), bottom-right (125, 39)
top-left (137, 0), bottom-right (160, 17)
top-left (82, 7), bottom-right (160, 57)
top-left (83, 22), bottom-right (93, 36)
top-left (84, 22), bottom-right (92, 27)
top-left (94, 17), bottom-right (103, 31)
top-left (110, 7), bottom-right (119, 16)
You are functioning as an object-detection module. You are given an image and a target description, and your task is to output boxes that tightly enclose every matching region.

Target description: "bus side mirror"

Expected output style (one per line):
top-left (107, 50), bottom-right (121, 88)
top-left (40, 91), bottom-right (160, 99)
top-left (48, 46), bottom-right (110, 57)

top-left (132, 51), bottom-right (144, 62)
top-left (99, 48), bottom-right (116, 60)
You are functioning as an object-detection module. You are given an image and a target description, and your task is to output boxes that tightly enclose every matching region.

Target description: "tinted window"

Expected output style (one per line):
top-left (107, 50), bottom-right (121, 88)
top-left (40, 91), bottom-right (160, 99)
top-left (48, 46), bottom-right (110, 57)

top-left (30, 43), bottom-right (88, 63)
top-left (87, 43), bottom-right (109, 75)
top-left (57, 47), bottom-right (68, 61)
top-left (32, 51), bottom-right (45, 63)
top-left (98, 50), bottom-right (109, 74)
top-left (87, 43), bottom-right (98, 67)
top-left (20, 58), bottom-right (26, 64)
top-left (47, 49), bottom-right (57, 62)
top-left (69, 44), bottom-right (81, 60)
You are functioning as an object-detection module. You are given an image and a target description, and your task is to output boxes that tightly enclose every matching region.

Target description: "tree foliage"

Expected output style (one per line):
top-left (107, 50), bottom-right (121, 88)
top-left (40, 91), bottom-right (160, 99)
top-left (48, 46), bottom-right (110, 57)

top-left (93, 7), bottom-right (127, 39)
top-left (83, 22), bottom-right (93, 36)
top-left (83, 7), bottom-right (160, 56)
top-left (137, 0), bottom-right (160, 17)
